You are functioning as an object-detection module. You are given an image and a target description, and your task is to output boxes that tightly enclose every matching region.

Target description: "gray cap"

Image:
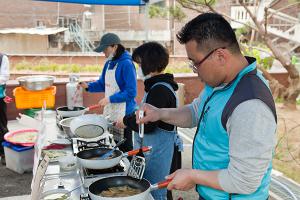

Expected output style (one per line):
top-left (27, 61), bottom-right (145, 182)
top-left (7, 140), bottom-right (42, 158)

top-left (94, 33), bottom-right (121, 53)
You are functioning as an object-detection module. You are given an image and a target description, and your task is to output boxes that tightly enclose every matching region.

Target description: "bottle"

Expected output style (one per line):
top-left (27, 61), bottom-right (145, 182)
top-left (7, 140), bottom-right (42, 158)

top-left (66, 74), bottom-right (83, 110)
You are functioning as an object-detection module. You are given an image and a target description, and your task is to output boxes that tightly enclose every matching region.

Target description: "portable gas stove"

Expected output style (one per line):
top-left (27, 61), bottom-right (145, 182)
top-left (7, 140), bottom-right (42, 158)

top-left (79, 158), bottom-right (129, 188)
top-left (72, 132), bottom-right (113, 155)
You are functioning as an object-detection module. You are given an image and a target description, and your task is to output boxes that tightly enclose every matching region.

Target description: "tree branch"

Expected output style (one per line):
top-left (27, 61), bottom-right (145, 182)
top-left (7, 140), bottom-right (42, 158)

top-left (239, 0), bottom-right (299, 79)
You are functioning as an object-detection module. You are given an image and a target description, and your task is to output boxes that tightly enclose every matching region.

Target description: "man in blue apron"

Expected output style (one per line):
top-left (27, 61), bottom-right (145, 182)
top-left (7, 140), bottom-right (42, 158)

top-left (0, 53), bottom-right (10, 165)
top-left (137, 13), bottom-right (277, 200)
top-left (79, 33), bottom-right (137, 152)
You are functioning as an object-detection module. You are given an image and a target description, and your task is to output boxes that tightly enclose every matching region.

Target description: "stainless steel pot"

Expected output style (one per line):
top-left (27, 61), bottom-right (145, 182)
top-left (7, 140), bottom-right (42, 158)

top-left (59, 117), bottom-right (76, 138)
top-left (17, 75), bottom-right (55, 91)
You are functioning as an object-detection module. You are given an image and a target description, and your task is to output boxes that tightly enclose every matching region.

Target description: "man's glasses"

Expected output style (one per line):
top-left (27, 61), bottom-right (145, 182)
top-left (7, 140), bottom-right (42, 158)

top-left (188, 47), bottom-right (226, 72)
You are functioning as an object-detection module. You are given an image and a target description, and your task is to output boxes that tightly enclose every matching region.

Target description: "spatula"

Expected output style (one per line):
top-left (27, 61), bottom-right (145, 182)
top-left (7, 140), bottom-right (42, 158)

top-left (100, 138), bottom-right (127, 159)
top-left (127, 110), bottom-right (146, 179)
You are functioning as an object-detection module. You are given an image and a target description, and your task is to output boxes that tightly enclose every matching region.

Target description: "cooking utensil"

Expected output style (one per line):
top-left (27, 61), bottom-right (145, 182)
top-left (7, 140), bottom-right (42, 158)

top-left (40, 184), bottom-right (82, 200)
top-left (70, 114), bottom-right (114, 139)
top-left (100, 138), bottom-right (127, 159)
top-left (76, 146), bottom-right (152, 170)
top-left (40, 188), bottom-right (70, 200)
top-left (127, 156), bottom-right (146, 180)
top-left (128, 110), bottom-right (146, 179)
top-left (88, 176), bottom-right (171, 200)
top-left (59, 117), bottom-right (76, 138)
top-left (56, 104), bottom-right (100, 118)
top-left (137, 110), bottom-right (145, 156)
top-left (69, 86), bottom-right (81, 110)
top-left (17, 75), bottom-right (55, 91)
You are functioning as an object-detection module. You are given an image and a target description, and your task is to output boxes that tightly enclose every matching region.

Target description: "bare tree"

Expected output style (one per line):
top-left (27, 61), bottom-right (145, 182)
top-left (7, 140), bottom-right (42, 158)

top-left (175, 0), bottom-right (300, 109)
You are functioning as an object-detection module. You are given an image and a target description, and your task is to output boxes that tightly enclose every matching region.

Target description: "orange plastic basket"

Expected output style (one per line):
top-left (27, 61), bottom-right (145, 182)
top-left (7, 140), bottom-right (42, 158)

top-left (13, 86), bottom-right (56, 109)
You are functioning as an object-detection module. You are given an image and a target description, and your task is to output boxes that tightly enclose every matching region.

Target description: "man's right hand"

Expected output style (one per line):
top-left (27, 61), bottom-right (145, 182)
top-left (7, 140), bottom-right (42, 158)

top-left (78, 81), bottom-right (88, 89)
top-left (136, 103), bottom-right (161, 124)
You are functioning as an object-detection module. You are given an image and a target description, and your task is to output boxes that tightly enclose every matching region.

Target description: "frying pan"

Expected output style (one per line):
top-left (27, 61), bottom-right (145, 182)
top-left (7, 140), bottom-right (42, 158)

top-left (70, 114), bottom-right (112, 138)
top-left (56, 104), bottom-right (100, 118)
top-left (77, 146), bottom-right (152, 170)
top-left (88, 176), bottom-right (171, 200)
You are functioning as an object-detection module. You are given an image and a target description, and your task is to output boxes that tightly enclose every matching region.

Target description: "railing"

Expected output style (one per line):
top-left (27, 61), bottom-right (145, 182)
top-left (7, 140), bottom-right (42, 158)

top-left (69, 23), bottom-right (95, 53)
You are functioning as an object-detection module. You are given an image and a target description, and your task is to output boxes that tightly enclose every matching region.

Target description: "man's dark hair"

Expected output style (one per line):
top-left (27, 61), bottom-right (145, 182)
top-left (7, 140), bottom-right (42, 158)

top-left (112, 44), bottom-right (125, 60)
top-left (177, 13), bottom-right (240, 54)
top-left (132, 42), bottom-right (169, 75)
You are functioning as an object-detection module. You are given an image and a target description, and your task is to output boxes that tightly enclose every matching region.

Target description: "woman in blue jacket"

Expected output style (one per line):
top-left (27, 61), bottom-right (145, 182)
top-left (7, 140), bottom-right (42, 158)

top-left (79, 33), bottom-right (137, 152)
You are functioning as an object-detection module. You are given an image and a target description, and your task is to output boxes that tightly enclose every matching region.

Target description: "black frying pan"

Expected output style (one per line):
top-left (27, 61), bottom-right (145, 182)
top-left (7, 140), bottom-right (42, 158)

top-left (56, 105), bottom-right (100, 117)
top-left (77, 146), bottom-right (152, 170)
top-left (88, 176), bottom-right (171, 200)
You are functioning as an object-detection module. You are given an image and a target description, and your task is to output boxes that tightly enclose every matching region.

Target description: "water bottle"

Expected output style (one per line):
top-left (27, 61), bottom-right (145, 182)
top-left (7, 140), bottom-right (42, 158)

top-left (66, 74), bottom-right (83, 110)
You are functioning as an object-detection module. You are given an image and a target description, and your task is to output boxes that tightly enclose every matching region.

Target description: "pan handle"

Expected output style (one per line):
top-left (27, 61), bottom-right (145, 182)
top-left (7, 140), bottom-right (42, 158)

top-left (151, 179), bottom-right (172, 190)
top-left (85, 104), bottom-right (101, 111)
top-left (125, 146), bottom-right (152, 156)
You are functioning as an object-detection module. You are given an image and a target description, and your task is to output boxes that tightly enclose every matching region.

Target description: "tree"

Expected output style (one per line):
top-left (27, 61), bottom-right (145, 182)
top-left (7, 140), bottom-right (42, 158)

top-left (157, 0), bottom-right (300, 109)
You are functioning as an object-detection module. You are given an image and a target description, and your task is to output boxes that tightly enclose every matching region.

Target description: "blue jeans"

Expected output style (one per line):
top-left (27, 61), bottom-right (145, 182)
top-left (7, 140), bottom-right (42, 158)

top-left (134, 128), bottom-right (176, 200)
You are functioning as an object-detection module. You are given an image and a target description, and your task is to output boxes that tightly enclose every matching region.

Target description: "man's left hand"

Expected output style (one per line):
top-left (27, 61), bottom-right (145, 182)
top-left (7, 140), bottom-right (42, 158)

top-left (166, 169), bottom-right (197, 191)
top-left (99, 97), bottom-right (110, 106)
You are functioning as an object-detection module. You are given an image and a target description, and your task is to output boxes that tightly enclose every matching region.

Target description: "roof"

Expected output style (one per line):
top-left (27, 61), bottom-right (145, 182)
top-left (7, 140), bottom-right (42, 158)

top-left (36, 0), bottom-right (146, 6)
top-left (0, 27), bottom-right (68, 35)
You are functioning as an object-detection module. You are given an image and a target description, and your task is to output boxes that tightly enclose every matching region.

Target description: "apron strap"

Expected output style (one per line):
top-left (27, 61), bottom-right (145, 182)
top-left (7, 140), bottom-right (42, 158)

top-left (142, 81), bottom-right (178, 127)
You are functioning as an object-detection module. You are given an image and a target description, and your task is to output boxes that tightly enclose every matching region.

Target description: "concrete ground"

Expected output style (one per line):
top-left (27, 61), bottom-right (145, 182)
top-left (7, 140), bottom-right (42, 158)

top-left (0, 163), bottom-right (32, 198)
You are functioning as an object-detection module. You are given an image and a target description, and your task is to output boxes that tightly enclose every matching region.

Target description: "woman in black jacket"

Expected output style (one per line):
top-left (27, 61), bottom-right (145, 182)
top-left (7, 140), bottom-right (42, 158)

top-left (116, 42), bottom-right (182, 200)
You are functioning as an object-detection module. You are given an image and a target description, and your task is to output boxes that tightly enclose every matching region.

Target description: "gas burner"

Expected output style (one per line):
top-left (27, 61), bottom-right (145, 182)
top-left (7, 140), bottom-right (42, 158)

top-left (80, 160), bottom-right (128, 188)
top-left (84, 164), bottom-right (125, 176)
top-left (72, 134), bottom-right (113, 155)
top-left (77, 139), bottom-right (110, 152)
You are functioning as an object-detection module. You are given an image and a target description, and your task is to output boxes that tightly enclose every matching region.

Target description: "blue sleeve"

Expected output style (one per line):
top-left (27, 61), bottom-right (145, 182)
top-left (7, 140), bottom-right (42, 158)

top-left (109, 60), bottom-right (137, 103)
top-left (87, 63), bottom-right (108, 93)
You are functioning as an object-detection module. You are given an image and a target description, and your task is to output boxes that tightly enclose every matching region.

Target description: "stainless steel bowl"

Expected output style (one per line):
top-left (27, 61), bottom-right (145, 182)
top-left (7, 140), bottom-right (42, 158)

top-left (59, 117), bottom-right (76, 138)
top-left (17, 75), bottom-right (55, 91)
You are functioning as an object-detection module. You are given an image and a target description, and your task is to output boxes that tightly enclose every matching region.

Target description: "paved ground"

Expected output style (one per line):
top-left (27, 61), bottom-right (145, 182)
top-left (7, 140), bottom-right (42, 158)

top-left (0, 164), bottom-right (32, 198)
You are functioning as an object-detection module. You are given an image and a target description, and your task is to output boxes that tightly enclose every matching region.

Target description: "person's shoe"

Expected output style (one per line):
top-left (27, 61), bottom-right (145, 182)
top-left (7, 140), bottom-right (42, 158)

top-left (0, 155), bottom-right (5, 165)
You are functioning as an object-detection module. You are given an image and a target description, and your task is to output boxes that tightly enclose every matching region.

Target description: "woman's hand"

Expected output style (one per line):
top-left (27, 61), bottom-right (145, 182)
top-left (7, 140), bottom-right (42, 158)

top-left (99, 97), bottom-right (110, 107)
top-left (78, 82), bottom-right (88, 89)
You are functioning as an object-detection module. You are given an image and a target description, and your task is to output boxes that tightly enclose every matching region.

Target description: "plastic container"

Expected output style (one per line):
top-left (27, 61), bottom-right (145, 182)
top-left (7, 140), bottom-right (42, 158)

top-left (2, 141), bottom-right (34, 174)
top-left (66, 74), bottom-right (83, 110)
top-left (13, 86), bottom-right (56, 109)
top-left (23, 108), bottom-right (42, 118)
top-left (23, 108), bottom-right (54, 118)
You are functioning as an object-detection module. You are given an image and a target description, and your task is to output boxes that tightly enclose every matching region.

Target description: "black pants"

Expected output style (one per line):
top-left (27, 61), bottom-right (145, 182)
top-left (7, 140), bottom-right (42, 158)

top-left (0, 98), bottom-right (8, 155)
top-left (117, 127), bottom-right (133, 153)
top-left (167, 145), bottom-right (182, 200)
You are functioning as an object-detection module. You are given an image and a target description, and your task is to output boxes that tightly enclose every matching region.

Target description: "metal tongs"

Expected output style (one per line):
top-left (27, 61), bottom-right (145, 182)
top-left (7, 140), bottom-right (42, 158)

top-left (128, 110), bottom-right (146, 179)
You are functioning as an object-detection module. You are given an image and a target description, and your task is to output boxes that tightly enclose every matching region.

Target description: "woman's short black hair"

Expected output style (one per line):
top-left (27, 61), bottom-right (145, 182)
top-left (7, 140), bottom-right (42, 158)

top-left (112, 44), bottom-right (125, 60)
top-left (132, 42), bottom-right (169, 75)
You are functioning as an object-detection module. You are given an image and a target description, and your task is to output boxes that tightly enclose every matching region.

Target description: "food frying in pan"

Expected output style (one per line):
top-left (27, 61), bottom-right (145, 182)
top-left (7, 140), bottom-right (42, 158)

top-left (99, 185), bottom-right (142, 197)
top-left (89, 154), bottom-right (114, 160)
